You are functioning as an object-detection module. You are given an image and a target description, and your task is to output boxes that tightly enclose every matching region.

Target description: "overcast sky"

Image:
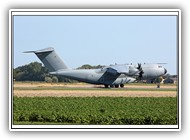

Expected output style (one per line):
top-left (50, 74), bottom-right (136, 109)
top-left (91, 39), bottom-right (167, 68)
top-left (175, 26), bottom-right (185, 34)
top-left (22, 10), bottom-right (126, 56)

top-left (13, 15), bottom-right (177, 74)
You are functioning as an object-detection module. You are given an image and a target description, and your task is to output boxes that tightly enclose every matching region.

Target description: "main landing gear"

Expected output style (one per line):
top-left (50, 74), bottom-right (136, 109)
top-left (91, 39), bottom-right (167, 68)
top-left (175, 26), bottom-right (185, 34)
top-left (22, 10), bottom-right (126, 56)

top-left (104, 84), bottom-right (124, 88)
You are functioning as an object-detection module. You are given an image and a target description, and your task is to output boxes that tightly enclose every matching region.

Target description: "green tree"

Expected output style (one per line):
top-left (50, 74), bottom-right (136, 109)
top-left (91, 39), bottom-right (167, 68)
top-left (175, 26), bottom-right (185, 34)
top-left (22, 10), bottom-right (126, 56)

top-left (77, 64), bottom-right (93, 69)
top-left (14, 62), bottom-right (48, 81)
top-left (77, 64), bottom-right (104, 69)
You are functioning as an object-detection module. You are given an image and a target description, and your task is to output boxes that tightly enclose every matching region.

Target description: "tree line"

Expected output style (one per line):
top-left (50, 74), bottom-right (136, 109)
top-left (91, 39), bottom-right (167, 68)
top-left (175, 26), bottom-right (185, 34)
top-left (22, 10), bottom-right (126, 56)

top-left (13, 62), bottom-right (104, 83)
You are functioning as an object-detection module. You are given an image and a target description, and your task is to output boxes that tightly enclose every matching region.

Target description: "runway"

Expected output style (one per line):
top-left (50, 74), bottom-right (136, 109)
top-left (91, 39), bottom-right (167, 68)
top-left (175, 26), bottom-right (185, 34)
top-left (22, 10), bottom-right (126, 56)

top-left (13, 82), bottom-right (177, 97)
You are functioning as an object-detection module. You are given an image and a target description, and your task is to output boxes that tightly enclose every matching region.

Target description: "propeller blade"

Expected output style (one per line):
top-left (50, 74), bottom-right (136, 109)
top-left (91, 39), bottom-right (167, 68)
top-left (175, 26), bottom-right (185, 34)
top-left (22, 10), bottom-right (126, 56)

top-left (136, 63), bottom-right (144, 80)
top-left (137, 63), bottom-right (140, 70)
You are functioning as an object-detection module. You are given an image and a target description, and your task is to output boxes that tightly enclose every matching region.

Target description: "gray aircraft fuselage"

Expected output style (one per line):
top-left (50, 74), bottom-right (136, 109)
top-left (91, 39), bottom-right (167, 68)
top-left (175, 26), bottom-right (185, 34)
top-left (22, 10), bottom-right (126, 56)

top-left (50, 68), bottom-right (136, 85)
top-left (50, 63), bottom-right (166, 85)
top-left (24, 47), bottom-right (167, 88)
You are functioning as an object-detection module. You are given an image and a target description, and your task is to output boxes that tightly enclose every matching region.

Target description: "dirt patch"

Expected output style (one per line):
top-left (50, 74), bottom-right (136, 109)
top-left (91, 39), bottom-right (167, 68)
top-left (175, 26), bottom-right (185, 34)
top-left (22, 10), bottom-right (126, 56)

top-left (13, 82), bottom-right (177, 97)
top-left (14, 90), bottom-right (176, 97)
top-left (14, 82), bottom-right (176, 88)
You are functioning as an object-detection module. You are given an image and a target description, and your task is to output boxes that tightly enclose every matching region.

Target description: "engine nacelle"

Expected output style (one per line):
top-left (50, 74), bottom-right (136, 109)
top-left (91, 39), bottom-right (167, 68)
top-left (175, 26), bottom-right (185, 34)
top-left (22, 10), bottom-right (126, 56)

top-left (128, 66), bottom-right (139, 76)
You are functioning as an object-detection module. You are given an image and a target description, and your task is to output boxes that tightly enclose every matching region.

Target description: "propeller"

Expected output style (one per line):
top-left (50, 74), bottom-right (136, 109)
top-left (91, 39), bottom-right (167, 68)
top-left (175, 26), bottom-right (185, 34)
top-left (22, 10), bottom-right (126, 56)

top-left (136, 63), bottom-right (141, 70)
top-left (136, 63), bottom-right (144, 80)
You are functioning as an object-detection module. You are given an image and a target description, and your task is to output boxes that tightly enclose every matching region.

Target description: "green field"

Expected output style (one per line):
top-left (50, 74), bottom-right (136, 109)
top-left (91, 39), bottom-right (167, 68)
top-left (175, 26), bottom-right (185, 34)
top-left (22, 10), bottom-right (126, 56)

top-left (13, 97), bottom-right (178, 125)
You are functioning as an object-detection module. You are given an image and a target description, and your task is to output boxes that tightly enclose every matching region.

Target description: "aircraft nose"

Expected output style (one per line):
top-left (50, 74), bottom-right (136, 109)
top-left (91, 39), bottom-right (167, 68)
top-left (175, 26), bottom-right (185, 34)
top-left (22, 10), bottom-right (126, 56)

top-left (164, 68), bottom-right (167, 74)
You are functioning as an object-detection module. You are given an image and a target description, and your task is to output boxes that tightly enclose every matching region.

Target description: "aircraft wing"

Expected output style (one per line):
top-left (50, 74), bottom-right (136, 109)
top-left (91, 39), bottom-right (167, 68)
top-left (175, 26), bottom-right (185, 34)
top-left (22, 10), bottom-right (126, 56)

top-left (107, 65), bottom-right (129, 75)
top-left (98, 65), bottom-right (133, 85)
top-left (106, 64), bottom-right (139, 76)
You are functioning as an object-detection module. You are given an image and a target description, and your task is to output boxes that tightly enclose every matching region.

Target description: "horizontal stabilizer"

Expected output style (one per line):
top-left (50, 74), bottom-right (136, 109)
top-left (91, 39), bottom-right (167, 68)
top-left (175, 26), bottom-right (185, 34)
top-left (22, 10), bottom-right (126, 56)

top-left (23, 47), bottom-right (54, 54)
top-left (23, 50), bottom-right (35, 53)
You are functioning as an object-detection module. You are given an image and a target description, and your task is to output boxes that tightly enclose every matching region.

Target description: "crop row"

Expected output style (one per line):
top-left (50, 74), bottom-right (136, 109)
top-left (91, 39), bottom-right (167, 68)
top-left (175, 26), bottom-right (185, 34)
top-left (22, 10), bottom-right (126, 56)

top-left (13, 97), bottom-right (178, 125)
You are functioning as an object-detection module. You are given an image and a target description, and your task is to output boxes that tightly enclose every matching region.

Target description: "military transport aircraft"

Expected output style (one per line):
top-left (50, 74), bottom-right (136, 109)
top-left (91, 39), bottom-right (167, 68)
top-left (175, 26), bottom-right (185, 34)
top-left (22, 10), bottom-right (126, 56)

top-left (24, 47), bottom-right (167, 88)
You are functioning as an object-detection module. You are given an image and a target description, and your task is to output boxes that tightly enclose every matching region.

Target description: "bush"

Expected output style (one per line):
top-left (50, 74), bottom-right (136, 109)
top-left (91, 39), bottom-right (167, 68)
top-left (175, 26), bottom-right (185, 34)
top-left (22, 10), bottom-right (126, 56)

top-left (52, 76), bottom-right (58, 83)
top-left (45, 76), bottom-right (52, 83)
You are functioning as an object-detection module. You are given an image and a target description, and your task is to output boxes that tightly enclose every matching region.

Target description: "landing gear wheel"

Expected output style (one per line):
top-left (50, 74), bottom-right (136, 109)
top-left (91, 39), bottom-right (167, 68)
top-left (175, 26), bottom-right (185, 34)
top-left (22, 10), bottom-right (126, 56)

top-left (110, 85), bottom-right (114, 88)
top-left (120, 84), bottom-right (124, 88)
top-left (104, 85), bottom-right (109, 88)
top-left (115, 85), bottom-right (119, 88)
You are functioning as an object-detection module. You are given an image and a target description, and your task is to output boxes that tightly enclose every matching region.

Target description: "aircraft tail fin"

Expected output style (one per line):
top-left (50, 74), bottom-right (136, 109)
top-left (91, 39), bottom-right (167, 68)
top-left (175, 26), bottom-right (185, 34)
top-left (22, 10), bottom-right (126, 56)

top-left (24, 47), bottom-right (68, 72)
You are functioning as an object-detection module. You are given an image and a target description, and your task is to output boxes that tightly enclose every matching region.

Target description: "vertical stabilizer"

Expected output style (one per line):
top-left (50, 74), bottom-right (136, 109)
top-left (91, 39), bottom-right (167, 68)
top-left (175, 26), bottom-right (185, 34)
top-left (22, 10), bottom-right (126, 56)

top-left (24, 47), bottom-right (68, 72)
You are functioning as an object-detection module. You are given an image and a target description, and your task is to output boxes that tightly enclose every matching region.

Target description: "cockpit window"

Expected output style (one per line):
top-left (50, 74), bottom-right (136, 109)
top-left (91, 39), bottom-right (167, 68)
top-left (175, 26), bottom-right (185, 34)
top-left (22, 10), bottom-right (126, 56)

top-left (158, 66), bottom-right (162, 68)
